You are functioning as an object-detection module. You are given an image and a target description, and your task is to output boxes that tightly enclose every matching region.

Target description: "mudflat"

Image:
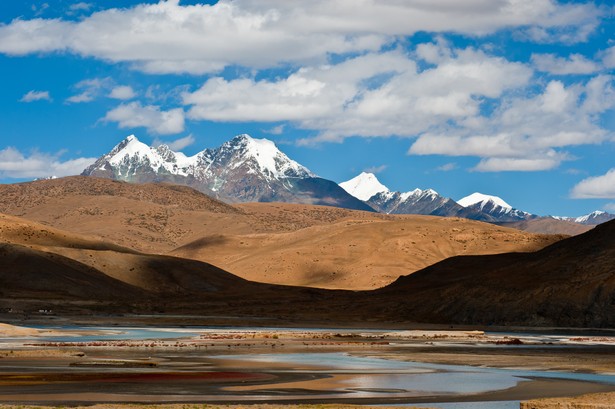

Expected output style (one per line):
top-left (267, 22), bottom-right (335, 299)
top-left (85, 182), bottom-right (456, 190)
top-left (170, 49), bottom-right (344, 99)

top-left (1, 324), bottom-right (614, 406)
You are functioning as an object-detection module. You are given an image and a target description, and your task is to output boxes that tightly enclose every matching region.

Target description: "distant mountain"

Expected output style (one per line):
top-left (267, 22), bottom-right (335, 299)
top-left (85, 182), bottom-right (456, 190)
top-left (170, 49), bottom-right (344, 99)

top-left (340, 173), bottom-right (494, 221)
top-left (82, 134), bottom-right (373, 211)
top-left (458, 192), bottom-right (534, 222)
top-left (339, 172), bottom-right (389, 201)
top-left (551, 210), bottom-right (615, 226)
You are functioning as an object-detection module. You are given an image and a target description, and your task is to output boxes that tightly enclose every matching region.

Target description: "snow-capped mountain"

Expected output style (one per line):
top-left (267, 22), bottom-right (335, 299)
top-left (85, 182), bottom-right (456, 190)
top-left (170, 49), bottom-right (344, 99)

top-left (339, 172), bottom-right (389, 201)
top-left (551, 210), bottom-right (615, 226)
top-left (82, 134), bottom-right (373, 211)
top-left (457, 192), bottom-right (534, 222)
top-left (339, 173), bottom-right (494, 220)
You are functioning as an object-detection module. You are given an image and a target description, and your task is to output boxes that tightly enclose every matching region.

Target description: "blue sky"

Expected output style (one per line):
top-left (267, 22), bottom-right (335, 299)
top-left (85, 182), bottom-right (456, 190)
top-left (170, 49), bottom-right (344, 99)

top-left (1, 0), bottom-right (615, 217)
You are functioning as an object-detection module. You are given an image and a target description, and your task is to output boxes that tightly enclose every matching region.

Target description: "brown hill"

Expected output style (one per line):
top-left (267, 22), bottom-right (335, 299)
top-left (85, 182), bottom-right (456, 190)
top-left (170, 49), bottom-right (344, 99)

top-left (0, 213), bottom-right (313, 316)
top-left (172, 215), bottom-right (562, 289)
top-left (2, 211), bottom-right (615, 327)
top-left (0, 177), bottom-right (564, 290)
top-left (373, 218), bottom-right (615, 327)
top-left (498, 218), bottom-right (592, 236)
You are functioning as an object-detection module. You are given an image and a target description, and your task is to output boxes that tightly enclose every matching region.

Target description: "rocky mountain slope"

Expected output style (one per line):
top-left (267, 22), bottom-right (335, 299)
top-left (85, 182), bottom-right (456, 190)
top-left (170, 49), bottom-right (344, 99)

top-left (83, 134), bottom-right (372, 211)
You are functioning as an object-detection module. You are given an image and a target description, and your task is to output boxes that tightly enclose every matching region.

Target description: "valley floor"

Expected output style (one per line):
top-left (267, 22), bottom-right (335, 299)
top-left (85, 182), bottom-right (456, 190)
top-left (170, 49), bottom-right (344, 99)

top-left (1, 321), bottom-right (615, 408)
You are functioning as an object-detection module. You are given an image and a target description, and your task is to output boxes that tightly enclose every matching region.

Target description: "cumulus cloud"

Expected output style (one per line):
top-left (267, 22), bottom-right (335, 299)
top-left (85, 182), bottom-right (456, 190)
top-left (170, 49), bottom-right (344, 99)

top-left (66, 77), bottom-right (111, 103)
top-left (153, 134), bottom-right (195, 151)
top-left (103, 102), bottom-right (185, 135)
top-left (531, 53), bottom-right (600, 75)
top-left (409, 75), bottom-right (615, 172)
top-left (20, 90), bottom-right (51, 102)
top-left (571, 169), bottom-right (615, 199)
top-left (109, 85), bottom-right (136, 100)
top-left (0, 147), bottom-right (95, 179)
top-left (0, 0), bottom-right (602, 74)
top-left (67, 78), bottom-right (136, 103)
top-left (184, 47), bottom-right (531, 142)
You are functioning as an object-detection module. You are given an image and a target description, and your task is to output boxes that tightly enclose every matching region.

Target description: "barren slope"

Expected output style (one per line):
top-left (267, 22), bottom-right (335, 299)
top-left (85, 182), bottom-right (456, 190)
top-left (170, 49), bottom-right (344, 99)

top-left (0, 213), bottom-right (296, 316)
top-left (373, 218), bottom-right (615, 327)
top-left (0, 177), bottom-right (564, 290)
top-left (173, 215), bottom-right (562, 289)
top-left (498, 218), bottom-right (593, 235)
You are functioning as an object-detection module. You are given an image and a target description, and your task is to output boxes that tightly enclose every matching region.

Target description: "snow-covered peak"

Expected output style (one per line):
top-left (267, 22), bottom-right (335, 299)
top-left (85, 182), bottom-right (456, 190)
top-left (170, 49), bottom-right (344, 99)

top-left (108, 135), bottom-right (155, 165)
top-left (339, 172), bottom-right (389, 201)
top-left (222, 134), bottom-right (313, 179)
top-left (398, 188), bottom-right (440, 202)
top-left (458, 192), bottom-right (512, 210)
top-left (575, 210), bottom-right (606, 224)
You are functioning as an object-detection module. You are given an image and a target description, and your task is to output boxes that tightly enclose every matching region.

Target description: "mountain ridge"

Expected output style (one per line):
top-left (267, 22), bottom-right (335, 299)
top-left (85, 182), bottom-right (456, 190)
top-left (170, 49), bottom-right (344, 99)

top-left (83, 134), bottom-right (372, 212)
top-left (340, 172), bottom-right (613, 229)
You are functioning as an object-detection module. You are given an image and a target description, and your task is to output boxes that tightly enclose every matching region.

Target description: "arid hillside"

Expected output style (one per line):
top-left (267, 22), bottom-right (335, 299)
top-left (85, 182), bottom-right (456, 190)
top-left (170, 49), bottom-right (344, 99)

top-left (172, 214), bottom-right (562, 289)
top-left (0, 212), bottom-right (314, 316)
top-left (372, 218), bottom-right (615, 327)
top-left (498, 218), bottom-right (592, 236)
top-left (1, 212), bottom-right (615, 328)
top-left (0, 177), bottom-right (564, 290)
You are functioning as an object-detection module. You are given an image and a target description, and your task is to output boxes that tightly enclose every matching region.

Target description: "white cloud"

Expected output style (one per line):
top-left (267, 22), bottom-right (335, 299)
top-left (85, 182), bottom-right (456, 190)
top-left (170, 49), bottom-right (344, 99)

top-left (20, 90), bottom-right (51, 102)
top-left (69, 2), bottom-right (92, 12)
top-left (66, 91), bottom-right (94, 103)
top-left (109, 85), bottom-right (136, 100)
top-left (571, 169), bottom-right (615, 199)
top-left (603, 46), bottom-right (615, 68)
top-left (103, 102), bottom-right (185, 135)
top-left (531, 53), bottom-right (600, 75)
top-left (263, 124), bottom-right (285, 135)
top-left (67, 78), bottom-right (137, 103)
top-left (0, 1), bottom-right (602, 73)
top-left (184, 47), bottom-right (531, 143)
top-left (436, 162), bottom-right (457, 172)
top-left (364, 165), bottom-right (387, 174)
top-left (604, 203), bottom-right (615, 212)
top-left (153, 134), bottom-right (195, 151)
top-left (0, 147), bottom-right (95, 179)
top-left (474, 157), bottom-right (562, 172)
top-left (409, 75), bottom-right (615, 172)
top-left (184, 51), bottom-right (417, 122)
top-left (66, 77), bottom-right (111, 103)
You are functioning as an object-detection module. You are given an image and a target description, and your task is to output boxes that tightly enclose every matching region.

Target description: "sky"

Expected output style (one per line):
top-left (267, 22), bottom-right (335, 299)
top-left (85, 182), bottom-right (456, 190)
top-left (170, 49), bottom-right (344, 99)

top-left (1, 0), bottom-right (615, 217)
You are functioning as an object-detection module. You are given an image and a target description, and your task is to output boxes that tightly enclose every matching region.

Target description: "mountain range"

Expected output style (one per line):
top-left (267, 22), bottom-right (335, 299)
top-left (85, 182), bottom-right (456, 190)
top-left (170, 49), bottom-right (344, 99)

top-left (339, 171), bottom-right (614, 227)
top-left (81, 134), bottom-right (613, 229)
top-left (82, 134), bottom-right (372, 212)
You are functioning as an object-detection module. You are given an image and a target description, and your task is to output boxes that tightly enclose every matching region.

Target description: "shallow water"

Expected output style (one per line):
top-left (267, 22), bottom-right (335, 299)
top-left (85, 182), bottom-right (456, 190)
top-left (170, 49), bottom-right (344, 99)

top-left (2, 325), bottom-right (614, 406)
top-left (210, 351), bottom-right (615, 397)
